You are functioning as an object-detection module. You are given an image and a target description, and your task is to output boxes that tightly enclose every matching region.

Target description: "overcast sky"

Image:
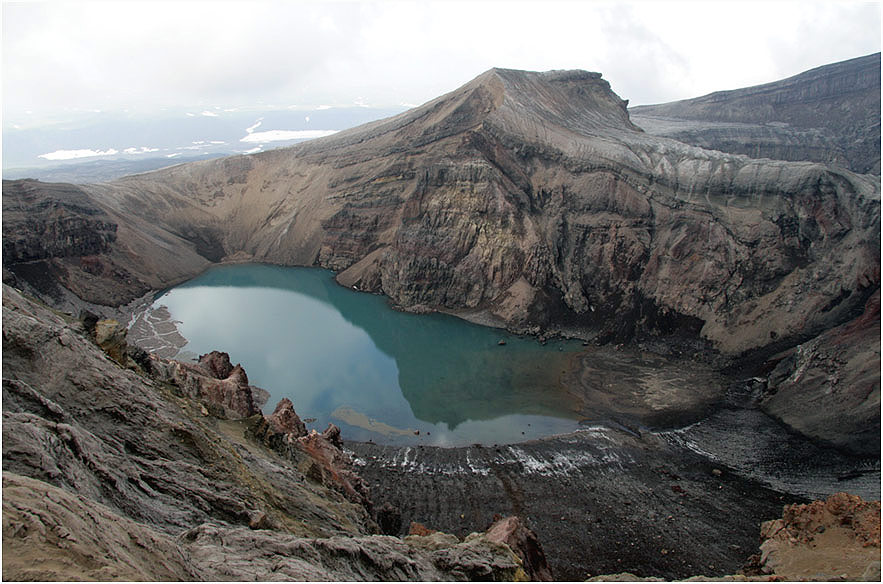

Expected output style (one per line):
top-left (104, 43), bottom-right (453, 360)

top-left (3, 0), bottom-right (880, 124)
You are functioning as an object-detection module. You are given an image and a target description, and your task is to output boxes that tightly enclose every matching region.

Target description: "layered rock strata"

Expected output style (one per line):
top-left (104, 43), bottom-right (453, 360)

top-left (631, 53), bottom-right (881, 174)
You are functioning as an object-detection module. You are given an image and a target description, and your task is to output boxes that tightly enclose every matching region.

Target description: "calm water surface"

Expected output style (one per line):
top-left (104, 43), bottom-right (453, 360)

top-left (150, 264), bottom-right (585, 445)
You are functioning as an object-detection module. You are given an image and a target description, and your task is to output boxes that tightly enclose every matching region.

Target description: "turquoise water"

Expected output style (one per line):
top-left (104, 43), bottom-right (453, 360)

top-left (152, 264), bottom-right (586, 446)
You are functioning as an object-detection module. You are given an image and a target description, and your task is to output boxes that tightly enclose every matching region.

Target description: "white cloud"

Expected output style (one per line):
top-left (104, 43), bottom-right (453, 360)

top-left (166, 153), bottom-right (181, 158)
top-left (38, 148), bottom-right (119, 160)
top-left (201, 110), bottom-right (219, 117)
top-left (123, 146), bottom-right (159, 154)
top-left (245, 119), bottom-right (263, 133)
top-left (242, 146), bottom-right (263, 154)
top-left (3, 1), bottom-right (879, 120)
top-left (240, 129), bottom-right (339, 143)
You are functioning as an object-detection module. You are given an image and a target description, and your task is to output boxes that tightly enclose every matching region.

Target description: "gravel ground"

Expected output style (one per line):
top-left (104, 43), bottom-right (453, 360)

top-left (348, 382), bottom-right (879, 581)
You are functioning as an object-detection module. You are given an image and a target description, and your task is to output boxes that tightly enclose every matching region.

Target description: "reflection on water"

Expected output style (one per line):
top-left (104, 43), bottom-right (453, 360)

top-left (149, 264), bottom-right (585, 445)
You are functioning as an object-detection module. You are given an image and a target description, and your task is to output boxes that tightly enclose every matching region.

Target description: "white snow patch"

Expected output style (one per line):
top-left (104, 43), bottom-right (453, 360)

top-left (505, 446), bottom-right (608, 476)
top-left (38, 148), bottom-right (119, 160)
top-left (166, 153), bottom-right (182, 158)
top-left (240, 129), bottom-right (338, 143)
top-left (201, 110), bottom-right (219, 117)
top-left (123, 146), bottom-right (159, 154)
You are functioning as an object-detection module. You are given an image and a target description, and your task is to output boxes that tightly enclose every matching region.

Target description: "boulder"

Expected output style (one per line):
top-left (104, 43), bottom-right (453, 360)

top-left (744, 492), bottom-right (881, 581)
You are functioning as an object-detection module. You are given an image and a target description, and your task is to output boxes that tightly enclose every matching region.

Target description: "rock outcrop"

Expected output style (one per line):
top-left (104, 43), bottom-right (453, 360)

top-left (266, 397), bottom-right (308, 436)
top-left (2, 58), bottom-right (879, 452)
top-left (631, 53), bottom-right (881, 174)
top-left (149, 350), bottom-right (264, 419)
top-left (483, 515), bottom-right (553, 581)
top-left (744, 492), bottom-right (881, 581)
top-left (2, 283), bottom-right (544, 581)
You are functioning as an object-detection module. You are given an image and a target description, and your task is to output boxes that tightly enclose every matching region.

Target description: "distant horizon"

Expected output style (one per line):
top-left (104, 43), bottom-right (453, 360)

top-left (4, 49), bottom-right (879, 173)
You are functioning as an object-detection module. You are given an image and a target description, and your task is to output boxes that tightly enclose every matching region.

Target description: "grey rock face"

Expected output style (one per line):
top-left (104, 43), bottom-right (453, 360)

top-left (631, 53), bottom-right (881, 174)
top-left (762, 290), bottom-right (881, 455)
top-left (1, 180), bottom-right (118, 264)
top-left (180, 523), bottom-right (523, 581)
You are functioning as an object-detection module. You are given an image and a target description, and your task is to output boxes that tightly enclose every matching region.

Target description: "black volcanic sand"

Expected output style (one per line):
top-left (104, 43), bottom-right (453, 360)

top-left (348, 377), bottom-right (880, 581)
top-left (350, 429), bottom-right (792, 580)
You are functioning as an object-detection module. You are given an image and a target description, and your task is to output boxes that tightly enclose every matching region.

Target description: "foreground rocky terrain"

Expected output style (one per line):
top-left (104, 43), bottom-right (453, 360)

top-left (2, 284), bottom-right (543, 581)
top-left (4, 284), bottom-right (879, 581)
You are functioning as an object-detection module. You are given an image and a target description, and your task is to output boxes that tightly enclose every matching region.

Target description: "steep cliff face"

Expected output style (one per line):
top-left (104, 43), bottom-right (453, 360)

top-left (2, 62), bottom-right (879, 365)
top-left (1, 176), bottom-right (212, 313)
top-left (630, 53), bottom-right (881, 174)
top-left (42, 65), bottom-right (875, 360)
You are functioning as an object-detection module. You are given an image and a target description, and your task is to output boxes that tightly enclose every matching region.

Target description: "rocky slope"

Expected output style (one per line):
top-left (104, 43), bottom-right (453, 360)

top-left (761, 289), bottom-right (880, 455)
top-left (2, 284), bottom-right (545, 581)
top-left (631, 53), bottom-right (881, 174)
top-left (586, 492), bottom-right (881, 581)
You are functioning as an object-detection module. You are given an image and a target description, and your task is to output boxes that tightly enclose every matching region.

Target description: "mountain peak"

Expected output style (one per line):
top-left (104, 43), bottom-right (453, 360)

top-left (480, 67), bottom-right (640, 136)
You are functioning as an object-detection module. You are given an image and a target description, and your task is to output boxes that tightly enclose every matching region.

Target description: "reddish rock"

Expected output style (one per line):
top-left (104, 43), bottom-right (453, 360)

top-left (745, 492), bottom-right (881, 580)
top-left (152, 352), bottom-right (261, 419)
top-left (484, 516), bottom-right (553, 582)
top-left (198, 351), bottom-right (234, 379)
top-left (321, 423), bottom-right (342, 448)
top-left (408, 522), bottom-right (437, 537)
top-left (296, 430), bottom-right (370, 506)
top-left (266, 399), bottom-right (307, 437)
top-left (770, 492), bottom-right (881, 547)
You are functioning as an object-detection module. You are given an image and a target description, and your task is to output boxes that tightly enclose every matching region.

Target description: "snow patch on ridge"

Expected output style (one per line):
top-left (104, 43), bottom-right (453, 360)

top-left (240, 129), bottom-right (338, 143)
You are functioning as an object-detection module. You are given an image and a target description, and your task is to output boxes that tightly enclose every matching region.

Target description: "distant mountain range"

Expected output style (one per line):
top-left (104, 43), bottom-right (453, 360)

top-left (2, 105), bottom-right (406, 180)
top-left (3, 154), bottom-right (227, 183)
